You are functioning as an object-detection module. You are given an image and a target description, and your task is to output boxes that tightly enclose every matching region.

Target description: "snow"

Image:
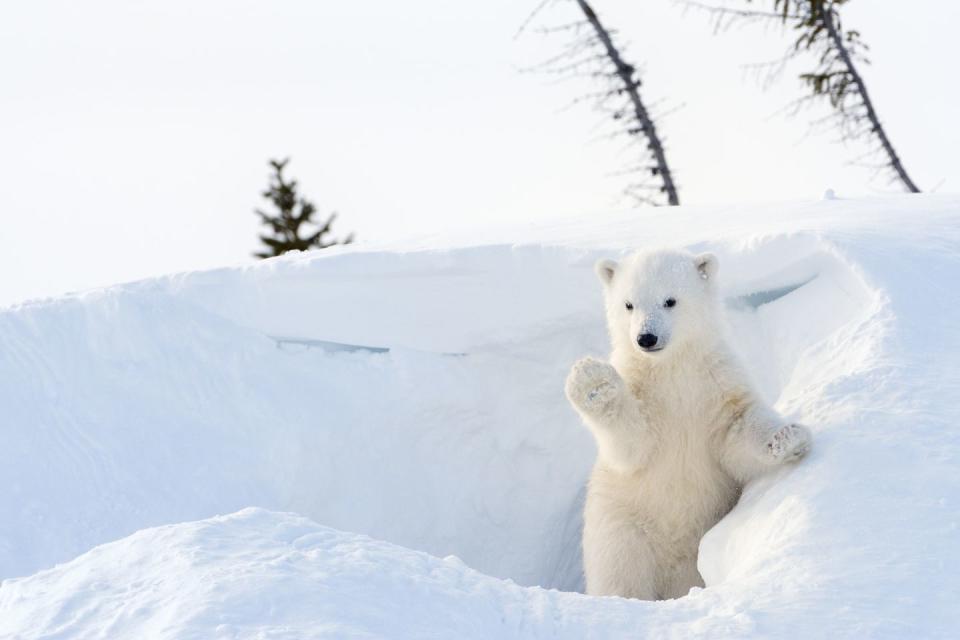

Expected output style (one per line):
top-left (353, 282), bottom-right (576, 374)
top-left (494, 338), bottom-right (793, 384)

top-left (1, 194), bottom-right (959, 638)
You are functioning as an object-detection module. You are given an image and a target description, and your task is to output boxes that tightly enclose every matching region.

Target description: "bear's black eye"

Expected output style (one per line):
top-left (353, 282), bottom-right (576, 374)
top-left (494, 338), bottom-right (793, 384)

top-left (625, 301), bottom-right (634, 311)
top-left (664, 298), bottom-right (677, 308)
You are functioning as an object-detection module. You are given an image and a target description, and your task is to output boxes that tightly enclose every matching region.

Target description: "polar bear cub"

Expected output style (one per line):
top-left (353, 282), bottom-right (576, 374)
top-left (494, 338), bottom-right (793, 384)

top-left (565, 248), bottom-right (811, 600)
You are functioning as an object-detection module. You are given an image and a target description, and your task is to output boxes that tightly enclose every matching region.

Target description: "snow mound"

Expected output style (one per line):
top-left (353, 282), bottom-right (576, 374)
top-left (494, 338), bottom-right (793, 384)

top-left (1, 195), bottom-right (959, 637)
top-left (0, 508), bottom-right (658, 639)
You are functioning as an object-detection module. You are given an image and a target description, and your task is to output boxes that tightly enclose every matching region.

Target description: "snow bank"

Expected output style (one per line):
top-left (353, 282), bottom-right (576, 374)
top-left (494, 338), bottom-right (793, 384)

top-left (1, 195), bottom-right (959, 637)
top-left (0, 508), bottom-right (682, 639)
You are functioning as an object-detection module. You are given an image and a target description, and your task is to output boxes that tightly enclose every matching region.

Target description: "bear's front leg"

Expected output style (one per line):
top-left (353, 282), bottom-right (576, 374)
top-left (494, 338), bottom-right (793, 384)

top-left (721, 407), bottom-right (813, 483)
top-left (565, 357), bottom-right (653, 473)
top-left (564, 357), bottom-right (627, 417)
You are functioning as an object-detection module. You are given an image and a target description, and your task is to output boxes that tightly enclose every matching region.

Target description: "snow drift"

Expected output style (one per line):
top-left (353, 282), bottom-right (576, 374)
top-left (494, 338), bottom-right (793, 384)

top-left (1, 195), bottom-right (958, 638)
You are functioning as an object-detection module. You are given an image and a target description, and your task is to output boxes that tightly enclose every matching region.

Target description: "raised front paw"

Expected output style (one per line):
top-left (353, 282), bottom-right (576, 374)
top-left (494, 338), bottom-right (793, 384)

top-left (766, 423), bottom-right (812, 463)
top-left (565, 357), bottom-right (625, 413)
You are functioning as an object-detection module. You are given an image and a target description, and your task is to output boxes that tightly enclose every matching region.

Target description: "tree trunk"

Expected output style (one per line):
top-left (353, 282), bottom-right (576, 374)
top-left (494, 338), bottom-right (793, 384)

top-left (575, 0), bottom-right (680, 205)
top-left (820, 5), bottom-right (920, 193)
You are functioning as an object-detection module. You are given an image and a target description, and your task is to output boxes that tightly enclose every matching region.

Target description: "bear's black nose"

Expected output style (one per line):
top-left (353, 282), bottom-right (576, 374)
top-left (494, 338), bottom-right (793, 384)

top-left (637, 333), bottom-right (659, 349)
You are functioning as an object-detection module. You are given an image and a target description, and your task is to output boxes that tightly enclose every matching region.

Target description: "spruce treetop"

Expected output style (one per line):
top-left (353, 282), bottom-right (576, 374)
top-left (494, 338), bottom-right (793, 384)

top-left (254, 158), bottom-right (353, 259)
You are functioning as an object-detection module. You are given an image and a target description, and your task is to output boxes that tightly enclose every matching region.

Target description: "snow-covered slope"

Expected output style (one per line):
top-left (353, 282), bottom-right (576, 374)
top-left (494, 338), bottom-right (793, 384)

top-left (1, 195), bottom-right (958, 638)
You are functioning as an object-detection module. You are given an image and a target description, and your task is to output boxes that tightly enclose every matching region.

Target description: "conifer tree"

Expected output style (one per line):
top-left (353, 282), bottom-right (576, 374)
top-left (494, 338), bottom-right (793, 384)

top-left (687, 0), bottom-right (921, 192)
top-left (521, 0), bottom-right (680, 206)
top-left (253, 158), bottom-right (353, 259)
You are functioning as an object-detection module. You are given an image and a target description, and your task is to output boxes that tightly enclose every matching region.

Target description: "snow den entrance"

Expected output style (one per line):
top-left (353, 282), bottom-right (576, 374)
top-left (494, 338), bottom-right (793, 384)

top-left (271, 235), bottom-right (879, 594)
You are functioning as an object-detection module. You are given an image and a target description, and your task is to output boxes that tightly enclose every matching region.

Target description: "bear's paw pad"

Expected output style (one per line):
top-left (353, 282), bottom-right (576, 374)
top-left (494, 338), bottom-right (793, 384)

top-left (565, 358), bottom-right (623, 409)
top-left (767, 423), bottom-right (812, 462)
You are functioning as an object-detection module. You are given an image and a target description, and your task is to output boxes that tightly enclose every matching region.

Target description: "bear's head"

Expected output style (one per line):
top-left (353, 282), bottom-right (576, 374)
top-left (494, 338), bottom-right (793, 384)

top-left (595, 249), bottom-right (719, 359)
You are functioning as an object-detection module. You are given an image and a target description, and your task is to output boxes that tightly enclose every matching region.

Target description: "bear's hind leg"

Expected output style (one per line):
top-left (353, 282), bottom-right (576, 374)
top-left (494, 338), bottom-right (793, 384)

top-left (583, 520), bottom-right (660, 600)
top-left (658, 555), bottom-right (704, 600)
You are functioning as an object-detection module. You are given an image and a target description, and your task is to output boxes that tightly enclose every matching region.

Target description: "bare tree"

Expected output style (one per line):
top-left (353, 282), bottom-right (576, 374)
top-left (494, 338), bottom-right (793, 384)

top-left (686, 0), bottom-right (921, 192)
top-left (523, 0), bottom-right (680, 205)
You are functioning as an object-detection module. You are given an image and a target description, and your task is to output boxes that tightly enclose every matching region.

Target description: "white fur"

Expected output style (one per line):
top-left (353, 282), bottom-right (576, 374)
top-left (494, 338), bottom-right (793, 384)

top-left (566, 249), bottom-right (811, 600)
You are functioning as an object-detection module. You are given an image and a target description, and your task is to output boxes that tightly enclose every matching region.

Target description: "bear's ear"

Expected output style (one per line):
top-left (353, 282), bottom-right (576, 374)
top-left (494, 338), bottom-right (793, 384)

top-left (595, 259), bottom-right (618, 287)
top-left (695, 253), bottom-right (718, 281)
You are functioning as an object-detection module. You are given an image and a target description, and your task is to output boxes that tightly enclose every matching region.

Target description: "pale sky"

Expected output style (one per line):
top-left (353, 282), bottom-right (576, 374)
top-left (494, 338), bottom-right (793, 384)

top-left (1, 0), bottom-right (957, 307)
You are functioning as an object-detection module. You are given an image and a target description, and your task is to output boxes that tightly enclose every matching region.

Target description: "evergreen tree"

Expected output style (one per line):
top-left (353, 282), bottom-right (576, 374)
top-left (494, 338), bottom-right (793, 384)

top-left (253, 158), bottom-right (353, 259)
top-left (520, 0), bottom-right (680, 206)
top-left (688, 0), bottom-right (921, 192)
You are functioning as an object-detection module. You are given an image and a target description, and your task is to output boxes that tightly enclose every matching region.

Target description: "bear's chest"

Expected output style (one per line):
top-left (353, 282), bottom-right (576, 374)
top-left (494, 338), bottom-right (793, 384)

top-left (626, 374), bottom-right (739, 515)
top-left (631, 373), bottom-right (731, 439)
top-left (626, 427), bottom-right (738, 543)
